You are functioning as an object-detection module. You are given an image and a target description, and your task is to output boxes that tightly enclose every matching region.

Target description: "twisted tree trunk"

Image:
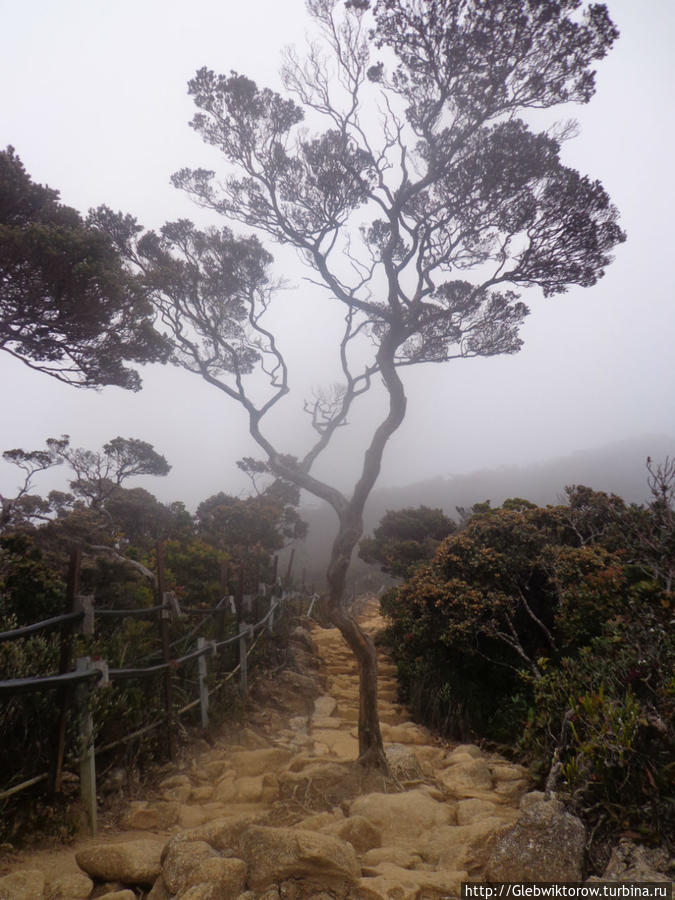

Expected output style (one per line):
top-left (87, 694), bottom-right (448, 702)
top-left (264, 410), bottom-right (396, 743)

top-left (323, 336), bottom-right (407, 770)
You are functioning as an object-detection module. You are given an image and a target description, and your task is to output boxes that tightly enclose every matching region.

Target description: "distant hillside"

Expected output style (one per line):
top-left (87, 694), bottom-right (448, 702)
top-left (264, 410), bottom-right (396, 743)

top-left (290, 434), bottom-right (674, 585)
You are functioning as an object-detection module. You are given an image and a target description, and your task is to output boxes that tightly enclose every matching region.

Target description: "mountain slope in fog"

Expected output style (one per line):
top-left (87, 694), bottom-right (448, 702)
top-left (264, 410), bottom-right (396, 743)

top-left (293, 434), bottom-right (674, 584)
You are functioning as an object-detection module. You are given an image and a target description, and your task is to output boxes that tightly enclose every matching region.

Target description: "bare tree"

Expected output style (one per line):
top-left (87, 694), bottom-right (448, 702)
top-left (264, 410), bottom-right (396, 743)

top-left (104, 0), bottom-right (624, 769)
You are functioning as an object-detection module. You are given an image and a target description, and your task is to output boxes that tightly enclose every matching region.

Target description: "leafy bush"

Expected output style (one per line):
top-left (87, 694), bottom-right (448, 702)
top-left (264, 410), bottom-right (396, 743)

top-left (381, 487), bottom-right (675, 846)
top-left (359, 505), bottom-right (456, 578)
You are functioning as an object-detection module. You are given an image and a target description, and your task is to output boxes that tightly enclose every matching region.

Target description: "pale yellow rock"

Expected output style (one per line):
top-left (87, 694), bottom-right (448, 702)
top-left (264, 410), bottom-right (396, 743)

top-left (313, 694), bottom-right (337, 717)
top-left (490, 762), bottom-right (529, 782)
top-left (310, 728), bottom-right (359, 757)
top-left (161, 839), bottom-right (218, 894)
top-left (161, 838), bottom-right (246, 897)
top-left (147, 875), bottom-right (170, 900)
top-left (161, 782), bottom-right (192, 804)
top-left (227, 748), bottom-right (292, 776)
top-left (322, 815), bottom-right (382, 854)
top-left (441, 758), bottom-right (494, 795)
top-left (191, 784), bottom-right (215, 802)
top-left (45, 871), bottom-right (93, 899)
top-left (349, 789), bottom-right (456, 846)
top-left (361, 845), bottom-right (424, 869)
top-left (297, 809), bottom-right (345, 830)
top-left (238, 727), bottom-right (271, 749)
top-left (359, 862), bottom-right (467, 899)
top-left (422, 817), bottom-right (510, 874)
top-left (120, 799), bottom-right (179, 830)
top-left (456, 797), bottom-right (500, 825)
top-left (199, 759), bottom-right (231, 781)
top-left (240, 824), bottom-right (361, 890)
top-left (160, 773), bottom-right (192, 790)
top-left (0, 869), bottom-right (45, 900)
top-left (493, 778), bottom-right (530, 803)
top-left (178, 804), bottom-right (209, 829)
top-left (75, 838), bottom-right (164, 884)
top-left (311, 716), bottom-right (342, 729)
top-left (448, 744), bottom-right (483, 760)
top-left (215, 772), bottom-right (279, 804)
top-left (379, 723), bottom-right (428, 745)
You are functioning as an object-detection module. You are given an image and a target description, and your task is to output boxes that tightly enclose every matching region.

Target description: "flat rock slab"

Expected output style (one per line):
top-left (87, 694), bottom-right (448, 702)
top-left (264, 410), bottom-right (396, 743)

top-left (350, 789), bottom-right (456, 846)
top-left (44, 871), bottom-right (94, 899)
top-left (241, 824), bottom-right (360, 890)
top-left (75, 838), bottom-right (165, 885)
top-left (0, 869), bottom-right (45, 900)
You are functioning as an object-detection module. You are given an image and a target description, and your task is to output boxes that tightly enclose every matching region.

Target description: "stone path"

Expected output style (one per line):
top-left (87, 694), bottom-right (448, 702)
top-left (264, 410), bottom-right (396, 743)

top-left (0, 597), bottom-right (540, 900)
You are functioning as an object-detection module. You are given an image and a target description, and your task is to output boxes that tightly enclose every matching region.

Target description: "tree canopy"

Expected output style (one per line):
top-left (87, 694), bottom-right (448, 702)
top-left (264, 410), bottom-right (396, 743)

top-left (381, 479), bottom-right (674, 847)
top-left (98, 0), bottom-right (624, 768)
top-left (0, 147), bottom-right (168, 388)
top-left (359, 505), bottom-right (456, 577)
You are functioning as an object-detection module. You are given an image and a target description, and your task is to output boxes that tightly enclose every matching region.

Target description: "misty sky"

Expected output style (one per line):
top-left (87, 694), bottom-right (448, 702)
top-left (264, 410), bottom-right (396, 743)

top-left (1, 0), bottom-right (673, 510)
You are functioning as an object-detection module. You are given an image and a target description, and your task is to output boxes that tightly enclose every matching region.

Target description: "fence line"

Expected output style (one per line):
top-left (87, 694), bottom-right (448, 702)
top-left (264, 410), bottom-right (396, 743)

top-left (0, 610), bottom-right (84, 642)
top-left (0, 570), bottom-right (306, 834)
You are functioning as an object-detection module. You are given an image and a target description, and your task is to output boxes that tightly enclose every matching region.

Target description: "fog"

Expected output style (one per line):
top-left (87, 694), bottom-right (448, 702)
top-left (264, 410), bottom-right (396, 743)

top-left (1, 0), bottom-right (674, 513)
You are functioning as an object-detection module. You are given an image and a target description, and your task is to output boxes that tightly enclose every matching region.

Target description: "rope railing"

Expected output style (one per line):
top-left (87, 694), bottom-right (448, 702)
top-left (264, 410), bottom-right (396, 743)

top-left (0, 610), bottom-right (84, 642)
top-left (0, 590), bottom-right (292, 834)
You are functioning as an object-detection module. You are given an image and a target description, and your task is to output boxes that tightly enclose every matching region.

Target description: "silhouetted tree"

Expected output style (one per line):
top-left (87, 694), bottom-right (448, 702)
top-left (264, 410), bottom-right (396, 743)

top-left (0, 147), bottom-right (167, 388)
top-left (360, 505), bottom-right (456, 577)
top-left (105, 0), bottom-right (623, 768)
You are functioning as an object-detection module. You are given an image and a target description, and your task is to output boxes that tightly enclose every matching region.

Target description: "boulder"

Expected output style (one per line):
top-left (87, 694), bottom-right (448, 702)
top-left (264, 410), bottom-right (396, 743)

top-left (291, 625), bottom-right (317, 654)
top-left (215, 773), bottom-right (279, 804)
top-left (599, 839), bottom-right (674, 883)
top-left (226, 748), bottom-right (292, 777)
top-left (456, 798), bottom-right (500, 825)
top-left (487, 795), bottom-right (586, 882)
top-left (358, 862), bottom-right (466, 899)
top-left (422, 817), bottom-right (510, 875)
top-left (279, 761), bottom-right (369, 809)
top-left (322, 815), bottom-right (382, 855)
top-left (379, 723), bottom-right (428, 745)
top-left (174, 886), bottom-right (221, 900)
top-left (75, 838), bottom-right (164, 885)
top-left (161, 839), bottom-right (218, 894)
top-left (361, 846), bottom-right (423, 869)
top-left (0, 869), bottom-right (45, 900)
top-left (240, 824), bottom-right (360, 891)
top-left (441, 757), bottom-right (494, 796)
top-left (177, 804), bottom-right (209, 830)
top-left (44, 871), bottom-right (93, 899)
top-left (164, 812), bottom-right (260, 854)
top-left (349, 789), bottom-right (456, 846)
top-left (296, 809), bottom-right (344, 831)
top-left (313, 694), bottom-right (337, 718)
top-left (447, 744), bottom-right (483, 761)
top-left (147, 875), bottom-right (170, 900)
top-left (160, 774), bottom-right (193, 804)
top-left (383, 743), bottom-right (423, 782)
top-left (119, 799), bottom-right (180, 830)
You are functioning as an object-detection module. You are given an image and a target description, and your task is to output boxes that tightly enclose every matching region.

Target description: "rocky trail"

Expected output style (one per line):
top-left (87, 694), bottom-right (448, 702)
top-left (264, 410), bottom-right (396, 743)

top-left (0, 597), bottom-right (588, 900)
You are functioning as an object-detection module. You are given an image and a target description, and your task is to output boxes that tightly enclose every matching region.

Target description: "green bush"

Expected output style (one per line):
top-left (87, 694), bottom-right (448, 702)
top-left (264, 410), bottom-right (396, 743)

top-left (380, 490), bottom-right (675, 846)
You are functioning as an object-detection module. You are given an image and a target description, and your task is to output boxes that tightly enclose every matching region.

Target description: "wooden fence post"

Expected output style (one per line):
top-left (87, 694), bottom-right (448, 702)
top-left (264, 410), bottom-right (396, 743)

top-left (239, 627), bottom-right (248, 697)
top-left (197, 637), bottom-right (209, 729)
top-left (216, 561), bottom-right (228, 643)
top-left (156, 542), bottom-right (174, 761)
top-left (76, 657), bottom-right (97, 837)
top-left (285, 549), bottom-right (295, 588)
top-left (54, 547), bottom-right (81, 793)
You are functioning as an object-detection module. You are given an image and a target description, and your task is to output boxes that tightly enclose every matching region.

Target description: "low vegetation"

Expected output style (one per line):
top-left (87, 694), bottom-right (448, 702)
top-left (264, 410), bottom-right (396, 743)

top-left (0, 438), bottom-right (305, 842)
top-left (376, 462), bottom-right (675, 850)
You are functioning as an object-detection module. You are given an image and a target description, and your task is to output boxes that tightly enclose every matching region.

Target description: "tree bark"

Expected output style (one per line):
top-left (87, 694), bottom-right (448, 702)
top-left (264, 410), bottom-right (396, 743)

top-left (322, 334), bottom-right (407, 771)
